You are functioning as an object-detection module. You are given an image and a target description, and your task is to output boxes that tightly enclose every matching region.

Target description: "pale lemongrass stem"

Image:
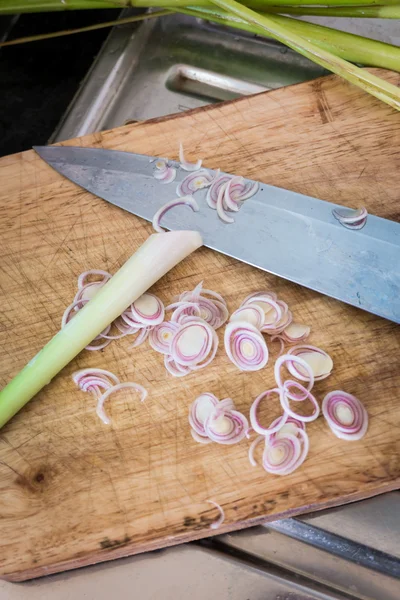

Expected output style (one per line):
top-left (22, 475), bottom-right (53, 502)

top-left (0, 231), bottom-right (202, 428)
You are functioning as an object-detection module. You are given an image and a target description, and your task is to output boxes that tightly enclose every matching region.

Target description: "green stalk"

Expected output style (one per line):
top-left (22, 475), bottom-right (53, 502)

top-left (260, 5), bottom-right (400, 17)
top-left (3, 0), bottom-right (400, 13)
top-left (267, 14), bottom-right (400, 71)
top-left (132, 0), bottom-right (400, 6)
top-left (0, 9), bottom-right (171, 47)
top-left (134, 0), bottom-right (400, 5)
top-left (207, 0), bottom-right (400, 111)
top-left (0, 231), bottom-right (202, 429)
top-left (179, 7), bottom-right (400, 72)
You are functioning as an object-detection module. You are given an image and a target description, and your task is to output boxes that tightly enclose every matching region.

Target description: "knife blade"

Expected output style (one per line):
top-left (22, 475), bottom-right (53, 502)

top-left (34, 145), bottom-right (400, 323)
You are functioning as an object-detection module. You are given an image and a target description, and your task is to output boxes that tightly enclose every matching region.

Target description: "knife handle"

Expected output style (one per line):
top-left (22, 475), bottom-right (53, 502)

top-left (0, 230), bottom-right (202, 429)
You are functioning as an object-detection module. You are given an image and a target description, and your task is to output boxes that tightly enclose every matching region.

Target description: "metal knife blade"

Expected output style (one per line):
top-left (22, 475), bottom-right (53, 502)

top-left (34, 145), bottom-right (400, 323)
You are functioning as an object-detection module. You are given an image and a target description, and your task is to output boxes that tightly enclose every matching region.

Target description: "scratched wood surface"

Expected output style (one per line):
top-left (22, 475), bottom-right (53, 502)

top-left (0, 69), bottom-right (400, 582)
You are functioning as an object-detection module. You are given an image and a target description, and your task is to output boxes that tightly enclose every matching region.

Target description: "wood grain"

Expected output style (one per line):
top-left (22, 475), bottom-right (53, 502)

top-left (0, 69), bottom-right (399, 582)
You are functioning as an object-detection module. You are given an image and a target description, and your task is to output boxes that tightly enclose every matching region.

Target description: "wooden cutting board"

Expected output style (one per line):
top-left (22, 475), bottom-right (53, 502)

top-left (1, 68), bottom-right (399, 582)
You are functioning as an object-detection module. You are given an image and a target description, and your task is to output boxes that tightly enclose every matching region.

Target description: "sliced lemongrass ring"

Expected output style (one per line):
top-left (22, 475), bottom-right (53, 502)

top-left (77, 269), bottom-right (111, 289)
top-left (207, 500), bottom-right (225, 529)
top-left (190, 328), bottom-right (218, 371)
top-left (206, 174), bottom-right (232, 209)
top-left (152, 195), bottom-right (199, 232)
top-left (229, 305), bottom-right (265, 329)
top-left (96, 382), bottom-right (147, 425)
top-left (249, 388), bottom-right (288, 436)
top-left (224, 321), bottom-right (269, 371)
top-left (179, 142), bottom-right (203, 171)
top-left (130, 293), bottom-right (165, 326)
top-left (167, 301), bottom-right (201, 323)
top-left (164, 355), bottom-right (192, 377)
top-left (270, 335), bottom-right (285, 356)
top-left (204, 408), bottom-right (248, 445)
top-left (281, 323), bottom-right (310, 343)
top-left (262, 433), bottom-right (301, 475)
top-left (216, 180), bottom-right (234, 224)
top-left (200, 288), bottom-right (227, 305)
top-left (176, 170), bottom-right (215, 196)
top-left (322, 390), bottom-right (368, 439)
top-left (131, 327), bottom-right (150, 348)
top-left (149, 321), bottom-right (179, 354)
top-left (247, 295), bottom-right (282, 330)
top-left (241, 290), bottom-right (277, 305)
top-left (224, 176), bottom-right (244, 212)
top-left (332, 206), bottom-right (367, 230)
top-left (72, 368), bottom-right (120, 394)
top-left (189, 392), bottom-right (219, 436)
top-left (238, 180), bottom-right (259, 201)
top-left (271, 416), bottom-right (306, 439)
top-left (274, 354), bottom-right (314, 392)
top-left (154, 158), bottom-right (168, 170)
top-left (282, 379), bottom-right (312, 401)
top-left (262, 301), bottom-right (291, 334)
top-left (277, 429), bottom-right (309, 475)
top-left (287, 345), bottom-right (333, 381)
top-left (248, 435), bottom-right (265, 466)
top-left (154, 166), bottom-right (177, 184)
top-left (280, 384), bottom-right (319, 423)
top-left (171, 319), bottom-right (216, 367)
top-left (219, 397), bottom-right (235, 411)
top-left (74, 281), bottom-right (105, 302)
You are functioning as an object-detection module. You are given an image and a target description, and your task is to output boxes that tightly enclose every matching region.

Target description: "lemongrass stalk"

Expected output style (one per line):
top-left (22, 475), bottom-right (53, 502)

top-left (266, 14), bottom-right (400, 71)
top-left (179, 7), bottom-right (400, 72)
top-left (2, 0), bottom-right (400, 14)
top-left (208, 0), bottom-right (400, 111)
top-left (0, 231), bottom-right (202, 428)
top-left (132, 0), bottom-right (400, 6)
top-left (260, 5), bottom-right (400, 17)
top-left (0, 10), bottom-right (171, 47)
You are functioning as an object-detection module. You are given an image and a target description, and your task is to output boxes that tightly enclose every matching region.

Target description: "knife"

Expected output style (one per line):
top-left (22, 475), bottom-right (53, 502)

top-left (34, 145), bottom-right (400, 324)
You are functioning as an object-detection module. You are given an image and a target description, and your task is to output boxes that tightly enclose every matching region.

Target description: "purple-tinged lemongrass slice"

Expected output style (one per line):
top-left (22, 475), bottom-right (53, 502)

top-left (287, 345), bottom-right (333, 381)
top-left (179, 142), bottom-right (203, 171)
top-left (249, 388), bottom-right (288, 436)
top-left (152, 195), bottom-right (199, 233)
top-left (281, 323), bottom-right (310, 344)
top-left (149, 321), bottom-right (179, 354)
top-left (207, 500), bottom-right (225, 529)
top-left (332, 206), bottom-right (367, 230)
top-left (224, 321), bottom-right (268, 371)
top-left (322, 390), bottom-right (368, 441)
top-left (96, 382), bottom-right (147, 425)
top-left (229, 304), bottom-right (265, 329)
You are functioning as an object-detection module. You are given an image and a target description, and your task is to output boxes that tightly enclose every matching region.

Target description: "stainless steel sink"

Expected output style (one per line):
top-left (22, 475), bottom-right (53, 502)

top-left (45, 12), bottom-right (400, 599)
top-left (52, 11), bottom-right (329, 140)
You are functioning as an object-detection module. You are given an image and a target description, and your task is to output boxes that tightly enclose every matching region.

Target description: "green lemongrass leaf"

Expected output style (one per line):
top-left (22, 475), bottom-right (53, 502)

top-left (0, 10), bottom-right (172, 47)
top-left (179, 7), bottom-right (400, 72)
top-left (131, 0), bottom-right (400, 6)
top-left (259, 5), bottom-right (400, 18)
top-left (177, 6), bottom-right (400, 72)
top-left (2, 0), bottom-right (400, 13)
top-left (206, 0), bottom-right (400, 111)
